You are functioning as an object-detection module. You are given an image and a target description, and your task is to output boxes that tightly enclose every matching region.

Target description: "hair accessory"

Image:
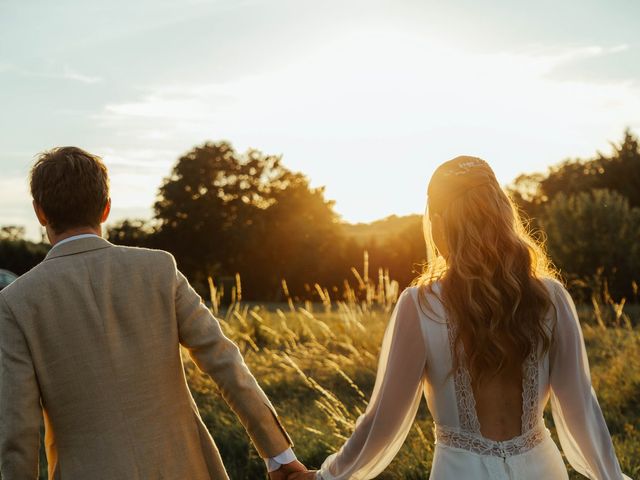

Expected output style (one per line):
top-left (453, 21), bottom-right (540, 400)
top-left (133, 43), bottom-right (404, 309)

top-left (427, 156), bottom-right (497, 214)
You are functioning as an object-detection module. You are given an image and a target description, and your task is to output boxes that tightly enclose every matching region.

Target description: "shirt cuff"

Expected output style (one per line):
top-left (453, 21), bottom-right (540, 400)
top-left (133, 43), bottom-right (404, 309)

top-left (265, 447), bottom-right (297, 472)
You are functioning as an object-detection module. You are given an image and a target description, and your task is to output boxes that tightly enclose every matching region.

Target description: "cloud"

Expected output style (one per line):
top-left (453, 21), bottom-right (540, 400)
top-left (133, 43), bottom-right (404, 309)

top-left (99, 146), bottom-right (177, 174)
top-left (546, 44), bottom-right (640, 86)
top-left (101, 85), bottom-right (234, 120)
top-left (95, 34), bottom-right (640, 145)
top-left (95, 147), bottom-right (180, 218)
top-left (12, 31), bottom-right (638, 228)
top-left (0, 63), bottom-right (102, 84)
top-left (0, 176), bottom-right (29, 199)
top-left (558, 44), bottom-right (629, 58)
top-left (59, 66), bottom-right (102, 84)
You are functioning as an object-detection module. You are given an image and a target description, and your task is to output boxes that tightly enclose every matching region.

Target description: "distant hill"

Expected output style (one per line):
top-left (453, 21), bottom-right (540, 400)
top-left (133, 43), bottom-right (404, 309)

top-left (341, 214), bottom-right (422, 245)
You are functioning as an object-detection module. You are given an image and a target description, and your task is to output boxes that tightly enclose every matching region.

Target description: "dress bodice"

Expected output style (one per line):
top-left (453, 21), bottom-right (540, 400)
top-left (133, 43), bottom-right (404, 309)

top-left (317, 278), bottom-right (630, 480)
top-left (411, 282), bottom-right (551, 458)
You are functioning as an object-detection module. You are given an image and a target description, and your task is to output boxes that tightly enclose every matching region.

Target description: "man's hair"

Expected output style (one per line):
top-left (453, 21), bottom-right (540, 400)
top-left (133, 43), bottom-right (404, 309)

top-left (30, 146), bottom-right (110, 234)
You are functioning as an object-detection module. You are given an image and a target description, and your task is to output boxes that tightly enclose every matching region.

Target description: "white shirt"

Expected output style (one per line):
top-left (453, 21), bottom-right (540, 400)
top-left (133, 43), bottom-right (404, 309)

top-left (51, 234), bottom-right (296, 472)
top-left (50, 233), bottom-right (102, 249)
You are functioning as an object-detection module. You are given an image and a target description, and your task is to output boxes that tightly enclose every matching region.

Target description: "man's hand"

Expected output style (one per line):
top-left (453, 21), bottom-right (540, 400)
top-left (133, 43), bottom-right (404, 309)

top-left (288, 471), bottom-right (318, 480)
top-left (269, 460), bottom-right (307, 480)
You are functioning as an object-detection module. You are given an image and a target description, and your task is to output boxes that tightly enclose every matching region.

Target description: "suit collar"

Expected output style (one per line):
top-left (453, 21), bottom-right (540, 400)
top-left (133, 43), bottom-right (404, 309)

top-left (44, 236), bottom-right (114, 261)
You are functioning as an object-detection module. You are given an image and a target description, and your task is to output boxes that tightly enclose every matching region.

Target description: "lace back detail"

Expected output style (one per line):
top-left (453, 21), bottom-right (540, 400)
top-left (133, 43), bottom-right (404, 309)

top-left (447, 318), bottom-right (482, 434)
top-left (440, 319), bottom-right (546, 457)
top-left (521, 347), bottom-right (539, 433)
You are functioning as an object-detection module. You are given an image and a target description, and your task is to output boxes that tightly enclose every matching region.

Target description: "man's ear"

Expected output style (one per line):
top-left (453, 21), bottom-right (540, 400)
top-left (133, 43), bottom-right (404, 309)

top-left (33, 200), bottom-right (48, 227)
top-left (100, 198), bottom-right (111, 223)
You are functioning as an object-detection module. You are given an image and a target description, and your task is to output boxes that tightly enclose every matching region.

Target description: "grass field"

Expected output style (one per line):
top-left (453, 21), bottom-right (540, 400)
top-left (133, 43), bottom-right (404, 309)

top-left (35, 274), bottom-right (640, 479)
top-left (183, 275), bottom-right (640, 480)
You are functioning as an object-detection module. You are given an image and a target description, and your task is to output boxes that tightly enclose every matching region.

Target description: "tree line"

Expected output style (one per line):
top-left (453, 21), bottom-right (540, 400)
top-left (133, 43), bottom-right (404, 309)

top-left (508, 129), bottom-right (640, 302)
top-left (2, 131), bottom-right (639, 302)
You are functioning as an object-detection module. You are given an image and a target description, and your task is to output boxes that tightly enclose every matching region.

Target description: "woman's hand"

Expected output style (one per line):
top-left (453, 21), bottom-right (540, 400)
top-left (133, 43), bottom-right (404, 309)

top-left (288, 471), bottom-right (318, 480)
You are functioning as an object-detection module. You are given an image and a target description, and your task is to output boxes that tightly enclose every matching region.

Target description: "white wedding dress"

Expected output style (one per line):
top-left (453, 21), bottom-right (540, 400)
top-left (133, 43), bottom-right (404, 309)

top-left (317, 277), bottom-right (632, 479)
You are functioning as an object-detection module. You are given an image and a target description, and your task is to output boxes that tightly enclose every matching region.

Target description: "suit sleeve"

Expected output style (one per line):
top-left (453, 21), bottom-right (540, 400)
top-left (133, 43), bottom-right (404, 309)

top-left (0, 295), bottom-right (41, 479)
top-left (169, 258), bottom-right (293, 458)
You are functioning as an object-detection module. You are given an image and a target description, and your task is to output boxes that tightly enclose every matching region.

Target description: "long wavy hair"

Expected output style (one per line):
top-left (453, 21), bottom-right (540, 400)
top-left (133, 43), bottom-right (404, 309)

top-left (413, 156), bottom-right (558, 385)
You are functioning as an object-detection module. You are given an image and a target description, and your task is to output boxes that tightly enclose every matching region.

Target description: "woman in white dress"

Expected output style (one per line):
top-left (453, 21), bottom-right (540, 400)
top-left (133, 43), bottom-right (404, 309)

top-left (292, 156), bottom-right (632, 480)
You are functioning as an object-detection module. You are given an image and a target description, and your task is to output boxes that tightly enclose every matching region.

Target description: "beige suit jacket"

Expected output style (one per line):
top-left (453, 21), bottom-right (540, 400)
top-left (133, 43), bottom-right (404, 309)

top-left (0, 236), bottom-right (292, 479)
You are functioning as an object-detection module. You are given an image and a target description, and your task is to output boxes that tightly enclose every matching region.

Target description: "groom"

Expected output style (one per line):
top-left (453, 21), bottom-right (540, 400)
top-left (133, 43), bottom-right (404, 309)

top-left (0, 147), bottom-right (306, 479)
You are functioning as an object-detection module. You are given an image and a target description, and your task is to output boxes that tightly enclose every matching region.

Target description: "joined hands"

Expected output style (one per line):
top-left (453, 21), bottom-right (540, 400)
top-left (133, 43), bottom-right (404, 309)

top-left (268, 459), bottom-right (318, 480)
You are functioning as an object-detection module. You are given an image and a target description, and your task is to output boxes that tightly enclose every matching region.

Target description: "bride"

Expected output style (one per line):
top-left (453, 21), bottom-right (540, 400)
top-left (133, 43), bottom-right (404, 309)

top-left (292, 156), bottom-right (631, 479)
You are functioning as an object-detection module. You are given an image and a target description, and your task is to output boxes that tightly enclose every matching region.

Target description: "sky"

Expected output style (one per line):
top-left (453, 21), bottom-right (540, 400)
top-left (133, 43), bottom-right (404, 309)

top-left (1, 0), bottom-right (639, 239)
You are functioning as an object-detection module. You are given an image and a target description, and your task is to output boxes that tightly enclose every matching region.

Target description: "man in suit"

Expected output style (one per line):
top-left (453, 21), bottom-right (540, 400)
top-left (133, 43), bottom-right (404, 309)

top-left (0, 147), bottom-right (306, 479)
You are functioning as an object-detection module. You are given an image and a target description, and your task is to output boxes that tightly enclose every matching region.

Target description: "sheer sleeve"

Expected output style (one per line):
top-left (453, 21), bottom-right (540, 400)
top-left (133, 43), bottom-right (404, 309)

top-left (548, 280), bottom-right (631, 480)
top-left (317, 288), bottom-right (427, 480)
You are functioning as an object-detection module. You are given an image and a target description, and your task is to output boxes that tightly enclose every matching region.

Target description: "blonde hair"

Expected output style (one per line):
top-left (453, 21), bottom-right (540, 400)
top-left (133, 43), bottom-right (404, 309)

top-left (414, 157), bottom-right (558, 385)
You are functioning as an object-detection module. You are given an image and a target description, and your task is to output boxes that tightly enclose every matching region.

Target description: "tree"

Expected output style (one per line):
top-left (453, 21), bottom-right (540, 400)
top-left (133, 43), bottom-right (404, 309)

top-left (0, 226), bottom-right (26, 242)
top-left (541, 189), bottom-right (640, 299)
top-left (107, 219), bottom-right (155, 248)
top-left (508, 129), bottom-right (640, 221)
top-left (596, 129), bottom-right (640, 208)
top-left (237, 174), bottom-right (346, 298)
top-left (342, 215), bottom-right (426, 291)
top-left (153, 141), bottom-right (343, 299)
top-left (0, 226), bottom-right (49, 275)
top-left (153, 142), bottom-right (278, 286)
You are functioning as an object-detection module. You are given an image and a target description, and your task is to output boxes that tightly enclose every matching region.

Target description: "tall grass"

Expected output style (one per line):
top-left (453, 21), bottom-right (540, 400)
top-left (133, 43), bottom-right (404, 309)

top-left (185, 261), bottom-right (640, 479)
top-left (34, 258), bottom-right (640, 479)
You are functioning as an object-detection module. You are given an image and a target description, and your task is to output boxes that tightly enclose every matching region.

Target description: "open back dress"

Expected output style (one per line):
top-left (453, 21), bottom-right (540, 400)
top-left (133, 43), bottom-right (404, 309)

top-left (316, 277), bottom-right (631, 480)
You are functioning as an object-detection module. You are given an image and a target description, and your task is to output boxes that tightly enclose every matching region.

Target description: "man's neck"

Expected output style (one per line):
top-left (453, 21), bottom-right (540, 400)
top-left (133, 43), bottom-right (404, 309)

top-left (49, 227), bottom-right (102, 247)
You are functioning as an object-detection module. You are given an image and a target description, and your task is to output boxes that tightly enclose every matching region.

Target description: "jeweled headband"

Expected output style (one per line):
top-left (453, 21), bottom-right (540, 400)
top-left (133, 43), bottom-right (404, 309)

top-left (427, 156), bottom-right (497, 214)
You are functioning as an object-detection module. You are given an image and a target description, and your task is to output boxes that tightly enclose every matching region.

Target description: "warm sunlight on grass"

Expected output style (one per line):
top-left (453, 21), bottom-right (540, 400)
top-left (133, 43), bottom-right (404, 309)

top-left (160, 262), bottom-right (640, 480)
top-left (183, 272), bottom-right (640, 479)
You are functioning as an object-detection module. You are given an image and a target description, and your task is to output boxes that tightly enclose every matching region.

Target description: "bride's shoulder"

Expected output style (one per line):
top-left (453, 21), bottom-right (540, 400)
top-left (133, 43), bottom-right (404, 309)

top-left (537, 277), bottom-right (576, 327)
top-left (539, 275), bottom-right (560, 287)
top-left (538, 276), bottom-right (566, 297)
top-left (401, 281), bottom-right (442, 301)
top-left (539, 276), bottom-right (575, 305)
top-left (400, 282), bottom-right (446, 323)
top-left (396, 286), bottom-right (419, 307)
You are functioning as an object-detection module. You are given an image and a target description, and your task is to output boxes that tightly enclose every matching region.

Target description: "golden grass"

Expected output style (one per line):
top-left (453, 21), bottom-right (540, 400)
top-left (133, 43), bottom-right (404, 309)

top-left (183, 269), bottom-right (640, 479)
